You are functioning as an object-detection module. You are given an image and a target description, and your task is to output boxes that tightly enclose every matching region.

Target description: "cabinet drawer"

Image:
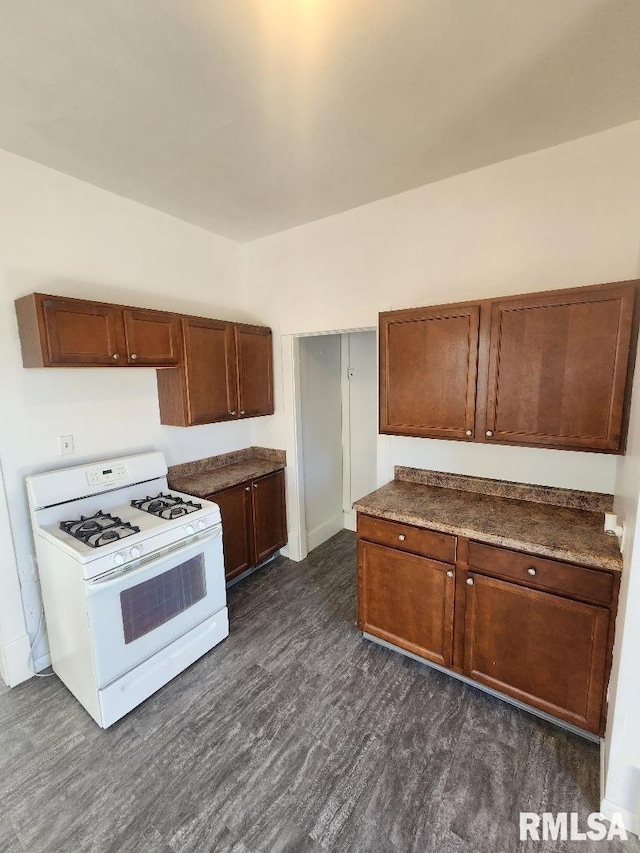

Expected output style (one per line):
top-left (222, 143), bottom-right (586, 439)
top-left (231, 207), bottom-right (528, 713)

top-left (467, 541), bottom-right (614, 606)
top-left (357, 514), bottom-right (456, 563)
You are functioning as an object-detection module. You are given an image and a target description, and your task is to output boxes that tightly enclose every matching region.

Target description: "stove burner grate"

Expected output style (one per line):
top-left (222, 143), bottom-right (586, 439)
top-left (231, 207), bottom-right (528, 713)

top-left (131, 492), bottom-right (202, 520)
top-left (60, 512), bottom-right (140, 548)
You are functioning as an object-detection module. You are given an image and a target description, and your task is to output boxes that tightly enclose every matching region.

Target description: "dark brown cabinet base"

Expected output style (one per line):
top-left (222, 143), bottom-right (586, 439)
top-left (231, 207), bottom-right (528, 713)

top-left (356, 512), bottom-right (618, 736)
top-left (208, 469), bottom-right (287, 582)
top-left (464, 573), bottom-right (610, 733)
top-left (358, 540), bottom-right (455, 667)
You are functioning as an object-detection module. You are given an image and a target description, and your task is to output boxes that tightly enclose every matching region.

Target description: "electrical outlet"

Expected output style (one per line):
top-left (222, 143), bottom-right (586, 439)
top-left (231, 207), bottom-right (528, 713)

top-left (59, 435), bottom-right (74, 456)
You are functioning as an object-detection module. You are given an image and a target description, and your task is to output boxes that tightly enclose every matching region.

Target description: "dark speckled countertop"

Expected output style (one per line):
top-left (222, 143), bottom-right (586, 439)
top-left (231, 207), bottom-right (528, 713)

top-left (353, 468), bottom-right (622, 572)
top-left (168, 447), bottom-right (285, 498)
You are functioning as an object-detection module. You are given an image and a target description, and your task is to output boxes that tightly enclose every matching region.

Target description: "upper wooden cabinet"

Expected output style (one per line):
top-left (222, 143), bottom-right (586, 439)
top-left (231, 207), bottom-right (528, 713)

top-left (15, 293), bottom-right (180, 368)
top-left (379, 280), bottom-right (639, 453)
top-left (236, 324), bottom-right (274, 418)
top-left (16, 292), bottom-right (275, 427)
top-left (380, 305), bottom-right (480, 439)
top-left (157, 316), bottom-right (274, 426)
top-left (121, 308), bottom-right (181, 366)
top-left (483, 286), bottom-right (636, 451)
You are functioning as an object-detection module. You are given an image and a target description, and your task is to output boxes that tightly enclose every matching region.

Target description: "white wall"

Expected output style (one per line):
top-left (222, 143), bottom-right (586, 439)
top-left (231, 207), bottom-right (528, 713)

top-left (0, 459), bottom-right (30, 685)
top-left (602, 343), bottom-right (640, 835)
top-left (344, 331), bottom-right (378, 519)
top-left (247, 119), bottom-right (640, 494)
top-left (299, 334), bottom-right (343, 550)
top-left (0, 149), bottom-right (253, 678)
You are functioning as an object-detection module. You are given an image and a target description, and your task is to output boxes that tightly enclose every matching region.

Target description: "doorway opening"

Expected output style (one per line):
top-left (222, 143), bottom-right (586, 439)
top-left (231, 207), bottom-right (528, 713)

top-left (296, 329), bottom-right (377, 557)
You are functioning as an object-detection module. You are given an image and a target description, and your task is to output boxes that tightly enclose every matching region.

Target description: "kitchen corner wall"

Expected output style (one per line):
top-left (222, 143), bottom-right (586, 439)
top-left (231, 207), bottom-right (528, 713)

top-left (0, 149), bottom-right (251, 680)
top-left (244, 119), bottom-right (640, 495)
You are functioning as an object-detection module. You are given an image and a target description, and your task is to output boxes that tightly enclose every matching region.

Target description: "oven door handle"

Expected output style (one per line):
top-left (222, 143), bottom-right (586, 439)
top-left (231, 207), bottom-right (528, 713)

top-left (87, 526), bottom-right (221, 591)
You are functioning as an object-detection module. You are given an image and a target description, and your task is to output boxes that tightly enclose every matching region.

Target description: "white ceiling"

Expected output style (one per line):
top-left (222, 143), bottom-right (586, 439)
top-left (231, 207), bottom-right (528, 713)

top-left (1, 0), bottom-right (639, 242)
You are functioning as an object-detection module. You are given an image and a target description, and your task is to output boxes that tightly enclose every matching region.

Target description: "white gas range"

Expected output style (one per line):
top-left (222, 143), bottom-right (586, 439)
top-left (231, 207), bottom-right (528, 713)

top-left (27, 451), bottom-right (229, 728)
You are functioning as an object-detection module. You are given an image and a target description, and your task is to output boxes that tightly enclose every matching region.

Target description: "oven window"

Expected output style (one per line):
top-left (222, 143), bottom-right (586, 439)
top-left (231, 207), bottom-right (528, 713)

top-left (120, 555), bottom-right (206, 644)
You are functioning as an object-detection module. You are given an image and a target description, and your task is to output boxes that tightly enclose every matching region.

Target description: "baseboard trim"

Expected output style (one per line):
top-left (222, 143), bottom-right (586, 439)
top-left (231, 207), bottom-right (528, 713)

top-left (0, 633), bottom-right (33, 687)
top-left (307, 514), bottom-right (344, 552)
top-left (280, 531), bottom-right (302, 562)
top-left (343, 509), bottom-right (356, 532)
top-left (600, 798), bottom-right (640, 839)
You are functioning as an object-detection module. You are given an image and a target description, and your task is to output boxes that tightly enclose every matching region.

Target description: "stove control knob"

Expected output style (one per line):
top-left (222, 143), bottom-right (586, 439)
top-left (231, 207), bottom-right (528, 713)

top-left (185, 524), bottom-right (195, 535)
top-left (129, 546), bottom-right (141, 559)
top-left (197, 519), bottom-right (207, 530)
top-left (114, 552), bottom-right (125, 566)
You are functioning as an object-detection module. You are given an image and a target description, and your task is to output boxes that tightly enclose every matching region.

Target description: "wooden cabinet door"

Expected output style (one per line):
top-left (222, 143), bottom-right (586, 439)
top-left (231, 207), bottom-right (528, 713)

top-left (357, 540), bottom-right (455, 667)
top-left (235, 325), bottom-right (274, 418)
top-left (464, 573), bottom-right (610, 733)
top-left (380, 305), bottom-right (480, 439)
top-left (182, 317), bottom-right (238, 424)
top-left (210, 484), bottom-right (253, 581)
top-left (41, 297), bottom-right (124, 366)
top-left (483, 285), bottom-right (636, 452)
top-left (122, 309), bottom-right (181, 366)
top-left (251, 470), bottom-right (287, 565)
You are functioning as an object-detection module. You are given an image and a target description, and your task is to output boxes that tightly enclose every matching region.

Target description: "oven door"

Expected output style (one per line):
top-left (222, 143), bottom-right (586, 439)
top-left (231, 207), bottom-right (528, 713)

top-left (85, 527), bottom-right (226, 687)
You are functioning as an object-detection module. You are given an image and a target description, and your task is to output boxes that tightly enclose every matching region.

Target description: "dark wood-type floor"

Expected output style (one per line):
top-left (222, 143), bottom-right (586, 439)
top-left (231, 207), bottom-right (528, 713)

top-left (1, 531), bottom-right (637, 853)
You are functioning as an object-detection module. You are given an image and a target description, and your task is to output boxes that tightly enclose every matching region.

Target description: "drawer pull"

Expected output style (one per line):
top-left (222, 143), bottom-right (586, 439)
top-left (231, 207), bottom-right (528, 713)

top-left (527, 567), bottom-right (537, 576)
top-left (446, 570), bottom-right (454, 578)
top-left (398, 534), bottom-right (406, 541)
top-left (466, 577), bottom-right (474, 586)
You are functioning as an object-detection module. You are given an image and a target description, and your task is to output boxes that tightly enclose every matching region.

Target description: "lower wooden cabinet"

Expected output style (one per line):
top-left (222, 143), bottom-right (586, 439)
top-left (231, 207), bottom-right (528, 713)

top-left (463, 573), bottom-right (610, 733)
top-left (208, 469), bottom-right (287, 582)
top-left (358, 540), bottom-right (455, 667)
top-left (210, 482), bottom-right (253, 580)
top-left (356, 513), bottom-right (618, 735)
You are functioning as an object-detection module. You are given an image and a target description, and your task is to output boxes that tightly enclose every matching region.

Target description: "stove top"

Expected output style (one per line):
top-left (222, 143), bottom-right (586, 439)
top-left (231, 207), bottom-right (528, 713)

top-left (60, 511), bottom-right (141, 548)
top-left (28, 454), bottom-right (222, 579)
top-left (131, 493), bottom-right (202, 520)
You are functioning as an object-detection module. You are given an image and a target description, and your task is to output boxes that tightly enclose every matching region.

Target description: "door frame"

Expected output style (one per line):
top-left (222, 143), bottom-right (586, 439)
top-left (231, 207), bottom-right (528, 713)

top-left (280, 317), bottom-right (377, 562)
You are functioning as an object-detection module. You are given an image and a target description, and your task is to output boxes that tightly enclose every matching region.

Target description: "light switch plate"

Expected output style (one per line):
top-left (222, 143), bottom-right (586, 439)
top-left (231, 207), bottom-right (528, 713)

top-left (59, 435), bottom-right (74, 455)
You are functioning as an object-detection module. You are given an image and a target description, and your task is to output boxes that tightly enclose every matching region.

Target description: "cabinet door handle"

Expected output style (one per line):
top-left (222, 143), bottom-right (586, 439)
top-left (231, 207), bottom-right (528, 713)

top-left (240, 410), bottom-right (246, 415)
top-left (245, 486), bottom-right (251, 492)
top-left (229, 410), bottom-right (236, 416)
top-left (253, 483), bottom-right (258, 489)
top-left (398, 534), bottom-right (406, 541)
top-left (527, 567), bottom-right (537, 576)
top-left (485, 430), bottom-right (493, 437)
top-left (466, 577), bottom-right (474, 586)
top-left (112, 353), bottom-right (120, 360)
top-left (465, 429), bottom-right (472, 436)
top-left (446, 570), bottom-right (454, 578)
top-left (130, 353), bottom-right (138, 360)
